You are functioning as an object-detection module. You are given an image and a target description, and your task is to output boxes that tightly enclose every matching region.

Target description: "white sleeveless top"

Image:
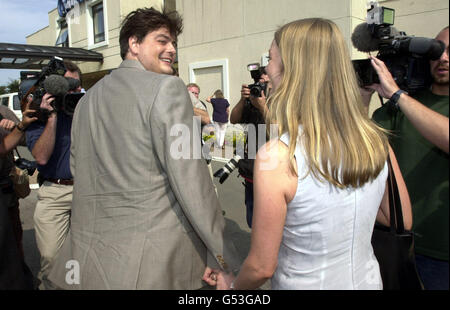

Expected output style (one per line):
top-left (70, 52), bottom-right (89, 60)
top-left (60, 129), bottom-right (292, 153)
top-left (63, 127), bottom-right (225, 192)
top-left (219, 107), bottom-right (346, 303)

top-left (271, 131), bottom-right (388, 290)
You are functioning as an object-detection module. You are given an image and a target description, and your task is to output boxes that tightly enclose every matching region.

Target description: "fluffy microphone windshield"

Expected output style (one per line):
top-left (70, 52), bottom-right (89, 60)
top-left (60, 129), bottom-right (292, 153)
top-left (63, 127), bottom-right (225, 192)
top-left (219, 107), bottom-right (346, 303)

top-left (351, 23), bottom-right (380, 52)
top-left (43, 74), bottom-right (69, 96)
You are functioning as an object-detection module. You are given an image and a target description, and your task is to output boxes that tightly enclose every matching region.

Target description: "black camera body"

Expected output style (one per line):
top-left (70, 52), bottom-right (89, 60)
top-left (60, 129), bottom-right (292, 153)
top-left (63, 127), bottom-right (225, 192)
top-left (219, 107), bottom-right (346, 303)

top-left (247, 63), bottom-right (268, 97)
top-left (14, 158), bottom-right (37, 176)
top-left (213, 155), bottom-right (241, 184)
top-left (248, 81), bottom-right (268, 98)
top-left (352, 1), bottom-right (445, 94)
top-left (19, 57), bottom-right (83, 122)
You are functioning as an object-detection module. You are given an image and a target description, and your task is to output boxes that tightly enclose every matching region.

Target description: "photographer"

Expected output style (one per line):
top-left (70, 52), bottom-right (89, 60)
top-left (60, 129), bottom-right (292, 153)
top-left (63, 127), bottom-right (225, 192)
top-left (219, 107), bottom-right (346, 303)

top-left (367, 26), bottom-right (449, 290)
top-left (187, 83), bottom-right (211, 125)
top-left (0, 101), bottom-right (37, 289)
top-left (25, 60), bottom-right (82, 290)
top-left (230, 67), bottom-right (270, 228)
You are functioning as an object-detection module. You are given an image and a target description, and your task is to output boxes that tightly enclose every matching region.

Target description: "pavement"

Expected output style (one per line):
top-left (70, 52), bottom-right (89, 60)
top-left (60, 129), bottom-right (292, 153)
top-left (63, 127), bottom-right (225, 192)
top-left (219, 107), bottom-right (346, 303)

top-left (16, 145), bottom-right (270, 289)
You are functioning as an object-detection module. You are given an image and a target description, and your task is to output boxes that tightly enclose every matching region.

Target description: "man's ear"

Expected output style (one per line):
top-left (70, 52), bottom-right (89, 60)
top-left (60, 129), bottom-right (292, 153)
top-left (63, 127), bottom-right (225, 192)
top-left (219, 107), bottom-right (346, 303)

top-left (128, 36), bottom-right (139, 56)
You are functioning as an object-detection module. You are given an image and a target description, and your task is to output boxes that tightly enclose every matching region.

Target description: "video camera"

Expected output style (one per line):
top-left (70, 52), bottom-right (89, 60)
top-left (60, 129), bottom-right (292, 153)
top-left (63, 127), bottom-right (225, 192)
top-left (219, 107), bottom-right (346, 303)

top-left (18, 57), bottom-right (84, 123)
top-left (351, 1), bottom-right (445, 94)
top-left (247, 63), bottom-right (268, 97)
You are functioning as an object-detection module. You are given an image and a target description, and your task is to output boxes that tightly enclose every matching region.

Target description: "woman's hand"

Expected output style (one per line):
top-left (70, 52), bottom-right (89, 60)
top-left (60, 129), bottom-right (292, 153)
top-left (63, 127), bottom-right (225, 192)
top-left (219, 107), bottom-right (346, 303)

top-left (216, 271), bottom-right (235, 290)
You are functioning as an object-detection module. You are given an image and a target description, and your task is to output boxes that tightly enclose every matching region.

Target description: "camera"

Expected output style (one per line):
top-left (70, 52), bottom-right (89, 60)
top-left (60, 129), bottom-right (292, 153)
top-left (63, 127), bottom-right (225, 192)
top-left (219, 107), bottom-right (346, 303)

top-left (18, 57), bottom-right (84, 122)
top-left (14, 158), bottom-right (37, 176)
top-left (213, 155), bottom-right (241, 184)
top-left (352, 1), bottom-right (445, 94)
top-left (247, 63), bottom-right (268, 97)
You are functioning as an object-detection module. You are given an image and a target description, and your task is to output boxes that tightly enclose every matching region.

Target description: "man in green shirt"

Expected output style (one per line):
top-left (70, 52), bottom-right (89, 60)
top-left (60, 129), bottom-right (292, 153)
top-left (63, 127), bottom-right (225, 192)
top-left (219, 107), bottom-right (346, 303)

top-left (368, 26), bottom-right (449, 290)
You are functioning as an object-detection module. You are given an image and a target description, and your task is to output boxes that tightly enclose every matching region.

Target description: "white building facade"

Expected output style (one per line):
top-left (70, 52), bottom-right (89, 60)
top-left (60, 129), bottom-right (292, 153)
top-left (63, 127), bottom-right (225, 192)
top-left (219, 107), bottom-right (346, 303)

top-left (26, 0), bottom-right (449, 115)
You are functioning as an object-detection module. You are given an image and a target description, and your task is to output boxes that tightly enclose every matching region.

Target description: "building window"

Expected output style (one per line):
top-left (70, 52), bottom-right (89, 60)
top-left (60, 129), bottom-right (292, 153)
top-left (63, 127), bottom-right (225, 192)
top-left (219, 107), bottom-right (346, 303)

top-left (92, 2), bottom-right (105, 44)
top-left (13, 95), bottom-right (20, 110)
top-left (56, 18), bottom-right (69, 47)
top-left (86, 0), bottom-right (108, 49)
top-left (56, 28), bottom-right (69, 47)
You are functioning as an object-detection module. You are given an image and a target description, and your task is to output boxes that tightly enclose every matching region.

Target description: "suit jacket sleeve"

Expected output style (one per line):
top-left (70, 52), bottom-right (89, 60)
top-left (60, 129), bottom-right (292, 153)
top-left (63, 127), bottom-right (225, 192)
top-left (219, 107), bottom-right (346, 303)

top-left (149, 76), bottom-right (240, 273)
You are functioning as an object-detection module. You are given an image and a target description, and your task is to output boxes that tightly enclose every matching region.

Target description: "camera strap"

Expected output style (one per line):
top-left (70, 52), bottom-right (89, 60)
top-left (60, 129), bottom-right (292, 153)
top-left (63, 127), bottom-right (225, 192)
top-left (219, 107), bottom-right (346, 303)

top-left (14, 148), bottom-right (22, 160)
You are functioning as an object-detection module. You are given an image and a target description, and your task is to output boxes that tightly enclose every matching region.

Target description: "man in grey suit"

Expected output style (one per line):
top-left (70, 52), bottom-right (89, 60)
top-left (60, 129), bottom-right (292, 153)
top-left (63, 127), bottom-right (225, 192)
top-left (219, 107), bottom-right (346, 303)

top-left (47, 7), bottom-right (239, 289)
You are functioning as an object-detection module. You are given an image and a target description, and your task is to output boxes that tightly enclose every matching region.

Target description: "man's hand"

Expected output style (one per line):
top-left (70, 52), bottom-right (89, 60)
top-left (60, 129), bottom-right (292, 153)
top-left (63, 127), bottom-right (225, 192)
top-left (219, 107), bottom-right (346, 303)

top-left (0, 119), bottom-right (16, 131)
top-left (202, 267), bottom-right (218, 286)
top-left (21, 101), bottom-right (38, 129)
top-left (240, 84), bottom-right (250, 100)
top-left (367, 56), bottom-right (400, 99)
top-left (249, 90), bottom-right (267, 115)
top-left (40, 93), bottom-right (56, 112)
top-left (241, 83), bottom-right (268, 114)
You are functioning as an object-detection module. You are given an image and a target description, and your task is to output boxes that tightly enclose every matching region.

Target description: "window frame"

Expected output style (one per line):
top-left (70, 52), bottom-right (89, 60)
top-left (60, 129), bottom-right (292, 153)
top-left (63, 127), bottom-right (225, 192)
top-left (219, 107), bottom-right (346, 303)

top-left (188, 59), bottom-right (230, 100)
top-left (86, 0), bottom-right (109, 50)
top-left (56, 28), bottom-right (69, 47)
top-left (92, 2), bottom-right (105, 44)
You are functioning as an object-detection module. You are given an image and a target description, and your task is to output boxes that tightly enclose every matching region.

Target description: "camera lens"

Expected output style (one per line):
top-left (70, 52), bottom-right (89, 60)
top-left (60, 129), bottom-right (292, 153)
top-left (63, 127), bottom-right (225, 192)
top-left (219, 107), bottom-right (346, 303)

top-left (250, 85), bottom-right (262, 97)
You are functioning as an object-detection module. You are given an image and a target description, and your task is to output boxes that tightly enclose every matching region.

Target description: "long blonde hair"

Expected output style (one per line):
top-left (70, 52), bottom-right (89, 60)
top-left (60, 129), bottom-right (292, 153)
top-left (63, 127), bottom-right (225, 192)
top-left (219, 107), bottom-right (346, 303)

top-left (267, 18), bottom-right (389, 188)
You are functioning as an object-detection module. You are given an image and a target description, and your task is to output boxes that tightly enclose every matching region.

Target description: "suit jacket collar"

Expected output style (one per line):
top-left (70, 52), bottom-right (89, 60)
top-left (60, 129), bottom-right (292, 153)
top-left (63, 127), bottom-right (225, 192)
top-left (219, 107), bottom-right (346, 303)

top-left (119, 59), bottom-right (146, 71)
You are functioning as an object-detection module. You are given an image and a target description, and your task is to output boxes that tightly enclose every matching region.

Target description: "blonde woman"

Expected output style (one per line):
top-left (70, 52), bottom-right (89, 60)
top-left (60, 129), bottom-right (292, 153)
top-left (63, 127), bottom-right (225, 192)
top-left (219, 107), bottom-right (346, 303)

top-left (206, 89), bottom-right (230, 148)
top-left (205, 18), bottom-right (412, 290)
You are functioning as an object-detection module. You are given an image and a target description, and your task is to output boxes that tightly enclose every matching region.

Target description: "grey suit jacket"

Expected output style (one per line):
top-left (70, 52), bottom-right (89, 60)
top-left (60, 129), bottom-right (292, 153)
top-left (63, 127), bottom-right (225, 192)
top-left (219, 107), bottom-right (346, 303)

top-left (47, 60), bottom-right (240, 289)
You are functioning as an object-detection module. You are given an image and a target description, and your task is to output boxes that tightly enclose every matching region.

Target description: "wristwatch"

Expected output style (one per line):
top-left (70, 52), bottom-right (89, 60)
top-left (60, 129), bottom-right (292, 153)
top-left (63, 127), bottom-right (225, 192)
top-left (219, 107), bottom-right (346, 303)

top-left (16, 122), bottom-right (26, 132)
top-left (386, 89), bottom-right (407, 111)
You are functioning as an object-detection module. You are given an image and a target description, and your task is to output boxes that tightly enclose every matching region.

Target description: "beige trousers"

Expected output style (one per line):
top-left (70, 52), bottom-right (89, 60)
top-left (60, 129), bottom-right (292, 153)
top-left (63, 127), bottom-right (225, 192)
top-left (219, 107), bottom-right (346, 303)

top-left (33, 181), bottom-right (72, 290)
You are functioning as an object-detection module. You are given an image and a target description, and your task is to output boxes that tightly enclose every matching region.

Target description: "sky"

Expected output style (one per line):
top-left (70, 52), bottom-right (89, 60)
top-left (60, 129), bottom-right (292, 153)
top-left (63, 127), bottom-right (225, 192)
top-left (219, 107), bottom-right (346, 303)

top-left (0, 0), bottom-right (58, 86)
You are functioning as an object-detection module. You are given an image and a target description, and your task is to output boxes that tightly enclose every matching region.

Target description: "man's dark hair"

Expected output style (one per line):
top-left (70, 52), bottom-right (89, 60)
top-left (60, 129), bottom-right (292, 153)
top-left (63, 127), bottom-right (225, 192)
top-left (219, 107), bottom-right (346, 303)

top-left (119, 7), bottom-right (183, 60)
top-left (64, 60), bottom-right (82, 85)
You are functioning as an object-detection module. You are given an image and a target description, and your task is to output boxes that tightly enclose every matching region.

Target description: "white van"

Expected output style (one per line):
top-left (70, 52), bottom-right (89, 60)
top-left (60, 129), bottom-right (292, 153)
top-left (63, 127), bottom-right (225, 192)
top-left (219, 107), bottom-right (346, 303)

top-left (0, 92), bottom-right (22, 120)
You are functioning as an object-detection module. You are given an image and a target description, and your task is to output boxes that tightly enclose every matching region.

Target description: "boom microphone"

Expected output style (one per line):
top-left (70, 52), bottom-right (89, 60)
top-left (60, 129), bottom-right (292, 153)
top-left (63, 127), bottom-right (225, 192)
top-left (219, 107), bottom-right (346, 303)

top-left (43, 74), bottom-right (69, 96)
top-left (351, 23), bottom-right (380, 52)
top-left (66, 77), bottom-right (81, 91)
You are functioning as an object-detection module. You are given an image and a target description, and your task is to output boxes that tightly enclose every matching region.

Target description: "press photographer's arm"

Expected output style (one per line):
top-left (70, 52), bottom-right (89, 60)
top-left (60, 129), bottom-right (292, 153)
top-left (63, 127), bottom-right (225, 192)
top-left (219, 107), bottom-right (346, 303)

top-left (30, 93), bottom-right (58, 165)
top-left (368, 55), bottom-right (449, 154)
top-left (366, 26), bottom-right (449, 155)
top-left (0, 103), bottom-right (37, 155)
